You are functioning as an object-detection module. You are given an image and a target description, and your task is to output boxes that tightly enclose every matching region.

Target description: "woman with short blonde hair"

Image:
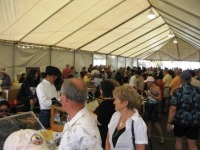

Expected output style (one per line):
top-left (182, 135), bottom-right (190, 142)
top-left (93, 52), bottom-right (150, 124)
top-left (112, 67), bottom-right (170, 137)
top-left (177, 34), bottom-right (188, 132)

top-left (112, 84), bottom-right (138, 110)
top-left (106, 84), bottom-right (148, 150)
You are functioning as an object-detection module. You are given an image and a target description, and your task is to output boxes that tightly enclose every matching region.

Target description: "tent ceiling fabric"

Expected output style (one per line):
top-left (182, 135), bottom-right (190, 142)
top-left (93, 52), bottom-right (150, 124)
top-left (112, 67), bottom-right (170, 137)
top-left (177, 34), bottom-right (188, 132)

top-left (149, 0), bottom-right (200, 56)
top-left (146, 37), bottom-right (200, 61)
top-left (0, 0), bottom-right (200, 61)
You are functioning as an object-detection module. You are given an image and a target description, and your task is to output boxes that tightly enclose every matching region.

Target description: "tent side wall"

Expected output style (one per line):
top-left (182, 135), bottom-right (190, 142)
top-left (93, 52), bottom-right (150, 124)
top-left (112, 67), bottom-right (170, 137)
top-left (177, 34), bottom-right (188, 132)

top-left (0, 43), bottom-right (14, 80)
top-left (1, 42), bottom-right (130, 82)
top-left (75, 51), bottom-right (93, 74)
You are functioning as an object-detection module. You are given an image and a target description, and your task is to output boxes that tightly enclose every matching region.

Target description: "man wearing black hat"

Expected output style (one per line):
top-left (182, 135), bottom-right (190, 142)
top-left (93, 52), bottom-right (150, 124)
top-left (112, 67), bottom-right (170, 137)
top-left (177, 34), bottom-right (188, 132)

top-left (36, 66), bottom-right (61, 128)
top-left (167, 71), bottom-right (200, 150)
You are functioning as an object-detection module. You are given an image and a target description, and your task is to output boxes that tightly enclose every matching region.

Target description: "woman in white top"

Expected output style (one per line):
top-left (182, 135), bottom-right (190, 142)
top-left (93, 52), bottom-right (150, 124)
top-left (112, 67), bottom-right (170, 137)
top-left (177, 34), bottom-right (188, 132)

top-left (106, 84), bottom-right (148, 150)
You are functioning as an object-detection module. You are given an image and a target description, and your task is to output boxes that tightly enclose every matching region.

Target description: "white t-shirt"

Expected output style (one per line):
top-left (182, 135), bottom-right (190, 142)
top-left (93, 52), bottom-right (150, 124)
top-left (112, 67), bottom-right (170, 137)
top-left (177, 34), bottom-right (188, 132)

top-left (108, 109), bottom-right (148, 150)
top-left (59, 108), bottom-right (102, 150)
top-left (91, 69), bottom-right (100, 76)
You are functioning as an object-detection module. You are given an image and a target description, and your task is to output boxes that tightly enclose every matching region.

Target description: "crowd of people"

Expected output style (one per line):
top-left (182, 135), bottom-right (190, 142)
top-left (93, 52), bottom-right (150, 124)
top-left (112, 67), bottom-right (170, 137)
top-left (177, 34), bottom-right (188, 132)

top-left (0, 64), bottom-right (200, 150)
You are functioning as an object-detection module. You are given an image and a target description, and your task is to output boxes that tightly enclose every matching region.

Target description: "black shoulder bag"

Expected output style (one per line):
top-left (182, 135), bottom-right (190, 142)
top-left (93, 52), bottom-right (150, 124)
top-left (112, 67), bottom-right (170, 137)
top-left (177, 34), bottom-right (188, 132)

top-left (131, 121), bottom-right (135, 148)
top-left (131, 120), bottom-right (153, 150)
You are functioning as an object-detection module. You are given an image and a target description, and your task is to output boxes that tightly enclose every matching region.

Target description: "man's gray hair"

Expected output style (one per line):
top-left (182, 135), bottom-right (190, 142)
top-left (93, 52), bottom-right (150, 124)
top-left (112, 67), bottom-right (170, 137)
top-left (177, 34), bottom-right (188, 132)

top-left (61, 79), bottom-right (87, 103)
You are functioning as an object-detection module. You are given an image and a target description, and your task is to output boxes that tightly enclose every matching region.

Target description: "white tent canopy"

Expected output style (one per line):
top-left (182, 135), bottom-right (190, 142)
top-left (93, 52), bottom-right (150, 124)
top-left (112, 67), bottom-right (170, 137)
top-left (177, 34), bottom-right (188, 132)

top-left (0, 0), bottom-right (200, 80)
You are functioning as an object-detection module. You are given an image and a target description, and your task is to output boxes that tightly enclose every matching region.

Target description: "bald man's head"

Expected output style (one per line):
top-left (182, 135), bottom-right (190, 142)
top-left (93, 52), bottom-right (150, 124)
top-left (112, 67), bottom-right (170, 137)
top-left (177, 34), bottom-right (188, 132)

top-left (61, 78), bottom-right (87, 103)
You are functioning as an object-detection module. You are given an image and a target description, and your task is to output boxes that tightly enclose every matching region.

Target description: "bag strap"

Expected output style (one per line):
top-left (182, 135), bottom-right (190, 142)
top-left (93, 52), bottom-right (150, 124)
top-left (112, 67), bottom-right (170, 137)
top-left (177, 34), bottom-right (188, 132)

top-left (131, 120), bottom-right (153, 150)
top-left (131, 120), bottom-right (135, 148)
top-left (148, 138), bottom-right (153, 150)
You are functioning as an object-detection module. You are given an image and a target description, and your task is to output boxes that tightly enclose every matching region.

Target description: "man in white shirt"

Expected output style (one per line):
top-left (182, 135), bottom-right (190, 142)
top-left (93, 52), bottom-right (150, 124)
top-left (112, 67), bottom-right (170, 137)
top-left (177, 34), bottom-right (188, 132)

top-left (129, 71), bottom-right (140, 90)
top-left (59, 78), bottom-right (102, 150)
top-left (36, 66), bottom-right (60, 128)
top-left (91, 66), bottom-right (100, 76)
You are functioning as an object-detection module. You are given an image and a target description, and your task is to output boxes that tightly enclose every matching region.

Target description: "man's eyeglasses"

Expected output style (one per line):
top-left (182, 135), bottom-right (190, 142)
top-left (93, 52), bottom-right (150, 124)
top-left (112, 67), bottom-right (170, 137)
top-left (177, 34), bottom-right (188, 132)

top-left (0, 109), bottom-right (9, 113)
